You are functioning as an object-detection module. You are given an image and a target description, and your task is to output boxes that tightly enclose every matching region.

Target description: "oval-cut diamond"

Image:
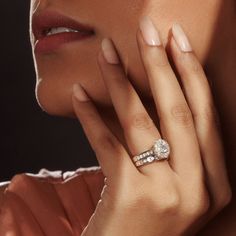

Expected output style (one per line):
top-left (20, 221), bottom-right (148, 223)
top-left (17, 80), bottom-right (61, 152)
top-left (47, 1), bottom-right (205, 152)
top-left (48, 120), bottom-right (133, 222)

top-left (153, 139), bottom-right (170, 160)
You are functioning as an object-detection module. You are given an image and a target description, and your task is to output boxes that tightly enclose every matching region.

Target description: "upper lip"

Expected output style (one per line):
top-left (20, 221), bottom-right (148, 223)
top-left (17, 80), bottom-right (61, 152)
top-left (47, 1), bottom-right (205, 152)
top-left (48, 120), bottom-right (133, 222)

top-left (32, 10), bottom-right (95, 42)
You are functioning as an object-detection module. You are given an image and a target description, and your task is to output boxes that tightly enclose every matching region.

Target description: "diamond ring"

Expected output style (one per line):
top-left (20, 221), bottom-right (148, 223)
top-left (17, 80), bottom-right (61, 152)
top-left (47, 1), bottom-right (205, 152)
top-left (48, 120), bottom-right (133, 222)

top-left (133, 139), bottom-right (170, 167)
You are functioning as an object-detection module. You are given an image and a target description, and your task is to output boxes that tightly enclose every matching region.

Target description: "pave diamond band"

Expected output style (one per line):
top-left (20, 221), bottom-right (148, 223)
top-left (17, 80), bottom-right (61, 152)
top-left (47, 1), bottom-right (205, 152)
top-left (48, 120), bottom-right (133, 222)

top-left (133, 139), bottom-right (170, 167)
top-left (135, 155), bottom-right (156, 167)
top-left (133, 150), bottom-right (155, 162)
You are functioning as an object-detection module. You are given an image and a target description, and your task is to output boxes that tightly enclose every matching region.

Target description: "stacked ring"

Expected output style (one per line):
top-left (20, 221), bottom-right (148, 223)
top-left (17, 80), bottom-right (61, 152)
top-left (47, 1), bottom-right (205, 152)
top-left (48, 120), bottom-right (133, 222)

top-left (132, 139), bottom-right (170, 167)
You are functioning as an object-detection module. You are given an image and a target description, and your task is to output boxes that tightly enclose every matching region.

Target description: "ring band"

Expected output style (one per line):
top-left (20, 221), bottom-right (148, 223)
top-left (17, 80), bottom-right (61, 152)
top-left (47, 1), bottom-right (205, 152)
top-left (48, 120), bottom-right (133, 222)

top-left (133, 139), bottom-right (170, 167)
top-left (133, 149), bottom-right (155, 162)
top-left (135, 155), bottom-right (156, 167)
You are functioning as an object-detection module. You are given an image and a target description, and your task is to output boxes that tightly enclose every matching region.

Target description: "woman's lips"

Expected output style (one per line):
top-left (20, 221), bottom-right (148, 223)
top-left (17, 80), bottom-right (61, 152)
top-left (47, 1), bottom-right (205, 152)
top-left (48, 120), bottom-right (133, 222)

top-left (34, 31), bottom-right (94, 54)
top-left (32, 10), bottom-right (95, 54)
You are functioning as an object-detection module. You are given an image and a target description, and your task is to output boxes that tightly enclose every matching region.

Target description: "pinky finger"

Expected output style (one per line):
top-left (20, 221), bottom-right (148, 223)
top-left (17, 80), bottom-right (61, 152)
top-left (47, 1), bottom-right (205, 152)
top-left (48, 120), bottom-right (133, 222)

top-left (71, 84), bottom-right (137, 179)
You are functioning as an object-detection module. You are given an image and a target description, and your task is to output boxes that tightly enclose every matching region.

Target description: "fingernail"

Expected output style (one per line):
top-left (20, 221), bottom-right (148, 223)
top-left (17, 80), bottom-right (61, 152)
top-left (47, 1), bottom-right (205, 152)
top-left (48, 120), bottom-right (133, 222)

top-left (101, 38), bottom-right (120, 64)
top-left (172, 23), bottom-right (192, 52)
top-left (139, 15), bottom-right (162, 46)
top-left (73, 84), bottom-right (90, 102)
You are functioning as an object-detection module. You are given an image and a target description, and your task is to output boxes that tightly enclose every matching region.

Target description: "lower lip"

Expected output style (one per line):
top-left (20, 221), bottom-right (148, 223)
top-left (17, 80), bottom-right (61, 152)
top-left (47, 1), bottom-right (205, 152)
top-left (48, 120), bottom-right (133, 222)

top-left (34, 31), bottom-right (94, 54)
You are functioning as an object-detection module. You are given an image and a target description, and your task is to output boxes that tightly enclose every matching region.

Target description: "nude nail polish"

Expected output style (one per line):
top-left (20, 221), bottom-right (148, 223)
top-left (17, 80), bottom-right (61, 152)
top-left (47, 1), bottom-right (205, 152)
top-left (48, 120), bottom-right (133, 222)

top-left (73, 84), bottom-right (90, 102)
top-left (139, 15), bottom-right (162, 46)
top-left (172, 23), bottom-right (192, 52)
top-left (101, 38), bottom-right (120, 64)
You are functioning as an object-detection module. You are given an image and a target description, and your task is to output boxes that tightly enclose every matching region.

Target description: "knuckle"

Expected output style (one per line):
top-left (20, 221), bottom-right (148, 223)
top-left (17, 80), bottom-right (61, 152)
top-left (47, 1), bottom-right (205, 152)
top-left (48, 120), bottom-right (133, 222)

top-left (180, 53), bottom-right (203, 76)
top-left (185, 189), bottom-right (210, 218)
top-left (195, 103), bottom-right (221, 127)
top-left (169, 104), bottom-right (193, 127)
top-left (188, 60), bottom-right (203, 75)
top-left (156, 192), bottom-right (180, 214)
top-left (124, 112), bottom-right (155, 131)
top-left (187, 202), bottom-right (209, 219)
top-left (94, 134), bottom-right (122, 155)
top-left (214, 187), bottom-right (232, 211)
top-left (193, 198), bottom-right (210, 218)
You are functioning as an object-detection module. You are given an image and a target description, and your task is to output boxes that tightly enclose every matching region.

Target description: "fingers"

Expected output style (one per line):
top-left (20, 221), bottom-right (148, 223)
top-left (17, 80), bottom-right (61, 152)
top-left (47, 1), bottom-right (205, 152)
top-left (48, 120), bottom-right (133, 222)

top-left (71, 85), bottom-right (137, 179)
top-left (137, 16), bottom-right (202, 176)
top-left (97, 38), bottom-right (170, 175)
top-left (169, 27), bottom-right (232, 213)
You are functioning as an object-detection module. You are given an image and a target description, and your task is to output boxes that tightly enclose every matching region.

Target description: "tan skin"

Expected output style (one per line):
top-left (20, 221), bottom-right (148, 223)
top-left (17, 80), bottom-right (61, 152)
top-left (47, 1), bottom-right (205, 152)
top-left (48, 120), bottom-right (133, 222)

top-left (1, 0), bottom-right (236, 235)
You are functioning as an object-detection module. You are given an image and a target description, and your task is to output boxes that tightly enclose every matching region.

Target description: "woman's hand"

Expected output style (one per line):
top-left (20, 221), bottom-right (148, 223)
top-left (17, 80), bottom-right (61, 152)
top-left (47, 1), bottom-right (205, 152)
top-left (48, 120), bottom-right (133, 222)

top-left (72, 16), bottom-right (232, 236)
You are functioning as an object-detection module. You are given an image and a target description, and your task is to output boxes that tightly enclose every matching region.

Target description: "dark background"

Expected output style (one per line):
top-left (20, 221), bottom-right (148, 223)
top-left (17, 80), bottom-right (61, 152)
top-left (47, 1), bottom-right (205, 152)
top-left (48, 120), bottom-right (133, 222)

top-left (0, 1), bottom-right (98, 182)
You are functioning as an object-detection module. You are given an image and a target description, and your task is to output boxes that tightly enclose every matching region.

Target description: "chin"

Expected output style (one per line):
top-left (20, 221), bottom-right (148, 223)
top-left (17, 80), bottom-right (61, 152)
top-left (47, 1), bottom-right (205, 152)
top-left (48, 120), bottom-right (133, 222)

top-left (33, 34), bottom-right (151, 119)
top-left (35, 78), bottom-right (76, 118)
top-left (35, 71), bottom-right (115, 119)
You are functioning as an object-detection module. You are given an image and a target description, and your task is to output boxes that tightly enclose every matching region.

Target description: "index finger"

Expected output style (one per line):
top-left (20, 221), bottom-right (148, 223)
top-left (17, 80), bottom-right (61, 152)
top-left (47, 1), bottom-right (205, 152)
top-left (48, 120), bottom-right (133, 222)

top-left (71, 84), bottom-right (137, 179)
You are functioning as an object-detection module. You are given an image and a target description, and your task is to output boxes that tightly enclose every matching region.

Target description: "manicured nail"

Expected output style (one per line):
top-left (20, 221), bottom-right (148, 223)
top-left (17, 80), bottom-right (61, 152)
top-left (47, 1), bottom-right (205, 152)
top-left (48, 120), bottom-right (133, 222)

top-left (172, 23), bottom-right (192, 52)
top-left (101, 38), bottom-right (120, 64)
top-left (73, 84), bottom-right (90, 102)
top-left (139, 15), bottom-right (162, 46)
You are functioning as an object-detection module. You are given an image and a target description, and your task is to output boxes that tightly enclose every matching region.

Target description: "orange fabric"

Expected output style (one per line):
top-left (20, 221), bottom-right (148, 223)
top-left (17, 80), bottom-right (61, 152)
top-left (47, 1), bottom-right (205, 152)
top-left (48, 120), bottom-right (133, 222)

top-left (0, 167), bottom-right (105, 236)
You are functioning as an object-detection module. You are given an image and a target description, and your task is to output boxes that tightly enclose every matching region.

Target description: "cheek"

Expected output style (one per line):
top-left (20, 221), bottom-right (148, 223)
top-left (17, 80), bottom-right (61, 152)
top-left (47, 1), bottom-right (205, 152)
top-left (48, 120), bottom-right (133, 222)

top-left (110, 0), bottom-right (222, 102)
top-left (119, 38), bottom-right (151, 100)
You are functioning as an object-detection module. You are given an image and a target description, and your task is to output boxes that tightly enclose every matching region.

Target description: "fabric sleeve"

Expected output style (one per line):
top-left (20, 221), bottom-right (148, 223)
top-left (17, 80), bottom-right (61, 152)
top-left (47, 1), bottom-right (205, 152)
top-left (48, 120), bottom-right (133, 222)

top-left (0, 166), bottom-right (105, 235)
